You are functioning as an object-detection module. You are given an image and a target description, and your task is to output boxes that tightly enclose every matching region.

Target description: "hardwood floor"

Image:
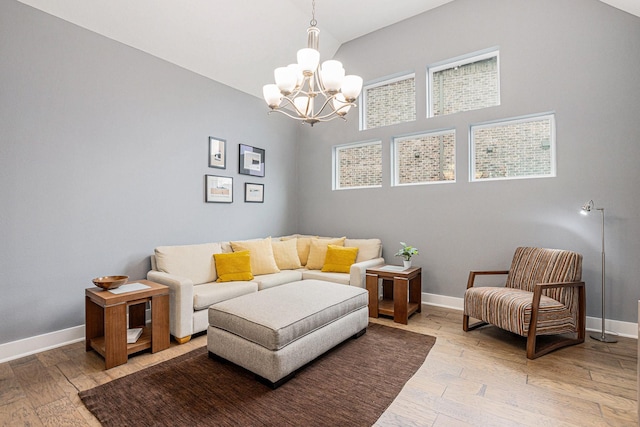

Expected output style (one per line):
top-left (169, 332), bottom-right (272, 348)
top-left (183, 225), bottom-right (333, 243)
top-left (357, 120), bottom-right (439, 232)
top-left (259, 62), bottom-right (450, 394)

top-left (1, 306), bottom-right (636, 426)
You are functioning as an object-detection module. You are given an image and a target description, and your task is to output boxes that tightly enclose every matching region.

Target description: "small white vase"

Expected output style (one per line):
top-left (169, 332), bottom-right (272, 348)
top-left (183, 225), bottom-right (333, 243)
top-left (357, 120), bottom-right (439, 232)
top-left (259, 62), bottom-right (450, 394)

top-left (403, 260), bottom-right (412, 269)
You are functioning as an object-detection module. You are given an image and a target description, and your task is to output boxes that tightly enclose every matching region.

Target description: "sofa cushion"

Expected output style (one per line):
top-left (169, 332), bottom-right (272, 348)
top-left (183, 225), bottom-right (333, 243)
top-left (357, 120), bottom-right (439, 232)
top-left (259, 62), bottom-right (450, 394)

top-left (302, 270), bottom-right (350, 285)
top-left (271, 238), bottom-right (302, 270)
top-left (322, 245), bottom-right (358, 273)
top-left (193, 281), bottom-right (258, 311)
top-left (253, 270), bottom-right (304, 291)
top-left (213, 251), bottom-right (254, 282)
top-left (208, 280), bottom-right (368, 350)
top-left (155, 243), bottom-right (222, 285)
top-left (230, 237), bottom-right (280, 276)
top-left (306, 237), bottom-right (346, 270)
top-left (345, 238), bottom-right (382, 263)
top-left (281, 235), bottom-right (318, 266)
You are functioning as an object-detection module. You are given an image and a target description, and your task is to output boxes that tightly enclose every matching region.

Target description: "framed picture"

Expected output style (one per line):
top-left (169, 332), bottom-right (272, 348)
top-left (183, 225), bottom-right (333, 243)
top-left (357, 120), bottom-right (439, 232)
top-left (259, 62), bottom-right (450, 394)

top-left (244, 183), bottom-right (264, 203)
top-left (209, 136), bottom-right (226, 169)
top-left (205, 175), bottom-right (233, 203)
top-left (239, 144), bottom-right (265, 177)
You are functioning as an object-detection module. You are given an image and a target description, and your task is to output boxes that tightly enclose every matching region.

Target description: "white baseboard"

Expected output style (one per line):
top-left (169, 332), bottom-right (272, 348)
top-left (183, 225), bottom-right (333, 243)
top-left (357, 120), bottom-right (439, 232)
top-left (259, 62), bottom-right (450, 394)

top-left (1, 296), bottom-right (636, 363)
top-left (422, 292), bottom-right (638, 339)
top-left (0, 325), bottom-right (85, 364)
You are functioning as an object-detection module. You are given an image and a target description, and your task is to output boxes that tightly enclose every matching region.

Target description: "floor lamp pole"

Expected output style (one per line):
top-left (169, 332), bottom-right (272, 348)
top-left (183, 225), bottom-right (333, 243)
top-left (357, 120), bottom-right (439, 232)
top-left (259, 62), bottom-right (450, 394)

top-left (590, 207), bottom-right (617, 343)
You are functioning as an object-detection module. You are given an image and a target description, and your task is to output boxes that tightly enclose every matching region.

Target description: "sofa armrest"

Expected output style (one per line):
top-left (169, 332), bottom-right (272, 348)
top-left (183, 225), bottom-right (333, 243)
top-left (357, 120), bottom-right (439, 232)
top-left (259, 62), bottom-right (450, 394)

top-left (147, 270), bottom-right (194, 340)
top-left (350, 257), bottom-right (385, 288)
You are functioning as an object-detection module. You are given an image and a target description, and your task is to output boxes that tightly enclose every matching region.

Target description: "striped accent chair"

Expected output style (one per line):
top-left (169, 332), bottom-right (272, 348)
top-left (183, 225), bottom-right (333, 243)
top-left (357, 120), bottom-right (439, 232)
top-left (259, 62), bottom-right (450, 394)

top-left (463, 247), bottom-right (586, 359)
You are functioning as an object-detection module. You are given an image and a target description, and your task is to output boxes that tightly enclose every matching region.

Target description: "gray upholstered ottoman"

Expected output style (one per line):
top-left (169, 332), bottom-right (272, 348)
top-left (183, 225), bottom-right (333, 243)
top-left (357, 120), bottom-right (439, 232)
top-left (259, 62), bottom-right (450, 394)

top-left (207, 279), bottom-right (368, 388)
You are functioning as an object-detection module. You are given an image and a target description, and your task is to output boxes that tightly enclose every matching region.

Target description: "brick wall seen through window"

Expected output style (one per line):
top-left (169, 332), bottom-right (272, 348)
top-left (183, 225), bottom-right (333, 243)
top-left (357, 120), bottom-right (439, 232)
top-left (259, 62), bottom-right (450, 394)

top-left (430, 51), bottom-right (499, 117)
top-left (362, 75), bottom-right (415, 130)
top-left (393, 130), bottom-right (456, 185)
top-left (334, 142), bottom-right (382, 189)
top-left (471, 114), bottom-right (555, 181)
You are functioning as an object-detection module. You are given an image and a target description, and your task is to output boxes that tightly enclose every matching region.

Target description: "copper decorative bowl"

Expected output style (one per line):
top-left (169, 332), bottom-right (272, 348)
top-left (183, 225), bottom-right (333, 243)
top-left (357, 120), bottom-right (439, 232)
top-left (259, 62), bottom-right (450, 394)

top-left (92, 275), bottom-right (129, 290)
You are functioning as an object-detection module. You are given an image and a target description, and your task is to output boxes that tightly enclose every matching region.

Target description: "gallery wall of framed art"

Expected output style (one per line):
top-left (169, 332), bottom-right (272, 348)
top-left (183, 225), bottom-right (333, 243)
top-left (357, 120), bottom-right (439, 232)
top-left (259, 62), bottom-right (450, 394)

top-left (204, 138), bottom-right (266, 204)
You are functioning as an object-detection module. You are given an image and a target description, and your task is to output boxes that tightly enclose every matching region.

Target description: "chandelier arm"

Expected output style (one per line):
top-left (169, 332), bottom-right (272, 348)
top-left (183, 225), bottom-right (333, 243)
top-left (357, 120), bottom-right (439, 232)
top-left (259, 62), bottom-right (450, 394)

top-left (267, 109), bottom-right (308, 121)
top-left (268, 108), bottom-right (345, 124)
top-left (268, 105), bottom-right (348, 124)
top-left (312, 95), bottom-right (336, 116)
top-left (278, 96), bottom-right (307, 117)
top-left (312, 102), bottom-right (357, 121)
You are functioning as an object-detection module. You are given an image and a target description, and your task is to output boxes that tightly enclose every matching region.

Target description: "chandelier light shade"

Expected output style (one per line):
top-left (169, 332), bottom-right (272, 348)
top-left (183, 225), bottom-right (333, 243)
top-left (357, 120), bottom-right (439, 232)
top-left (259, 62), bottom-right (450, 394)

top-left (263, 1), bottom-right (363, 126)
top-left (580, 199), bottom-right (617, 343)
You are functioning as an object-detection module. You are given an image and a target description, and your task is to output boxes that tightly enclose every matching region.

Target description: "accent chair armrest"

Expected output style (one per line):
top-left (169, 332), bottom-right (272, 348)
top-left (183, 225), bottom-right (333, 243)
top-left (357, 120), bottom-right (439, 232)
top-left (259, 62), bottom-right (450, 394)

top-left (528, 280), bottom-right (586, 358)
top-left (147, 270), bottom-right (195, 340)
top-left (466, 270), bottom-right (509, 289)
top-left (350, 257), bottom-right (385, 288)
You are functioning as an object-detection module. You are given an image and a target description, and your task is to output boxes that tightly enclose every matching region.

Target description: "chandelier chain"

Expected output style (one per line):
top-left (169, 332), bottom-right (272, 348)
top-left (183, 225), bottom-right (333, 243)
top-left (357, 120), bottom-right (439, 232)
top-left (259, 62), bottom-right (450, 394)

top-left (310, 0), bottom-right (317, 27)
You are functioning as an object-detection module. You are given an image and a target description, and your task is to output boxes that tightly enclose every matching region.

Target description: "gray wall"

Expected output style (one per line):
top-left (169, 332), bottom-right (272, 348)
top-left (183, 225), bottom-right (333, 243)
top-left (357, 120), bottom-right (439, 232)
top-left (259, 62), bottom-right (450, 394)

top-left (297, 0), bottom-right (640, 323)
top-left (0, 1), bottom-right (299, 344)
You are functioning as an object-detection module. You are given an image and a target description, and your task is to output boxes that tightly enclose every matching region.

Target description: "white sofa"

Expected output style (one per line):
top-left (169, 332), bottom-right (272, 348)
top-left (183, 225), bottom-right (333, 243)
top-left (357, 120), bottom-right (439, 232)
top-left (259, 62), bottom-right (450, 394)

top-left (147, 235), bottom-right (384, 343)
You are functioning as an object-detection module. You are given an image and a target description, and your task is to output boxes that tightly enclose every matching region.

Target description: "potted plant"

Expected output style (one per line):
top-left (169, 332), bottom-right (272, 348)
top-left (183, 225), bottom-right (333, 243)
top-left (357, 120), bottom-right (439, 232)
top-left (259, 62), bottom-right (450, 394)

top-left (395, 242), bottom-right (419, 269)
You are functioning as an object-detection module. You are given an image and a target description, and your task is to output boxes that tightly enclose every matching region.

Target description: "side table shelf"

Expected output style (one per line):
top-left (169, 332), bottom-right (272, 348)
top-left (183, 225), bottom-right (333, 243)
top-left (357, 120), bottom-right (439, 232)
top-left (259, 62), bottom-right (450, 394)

top-left (366, 266), bottom-right (422, 325)
top-left (87, 326), bottom-right (152, 359)
top-left (85, 279), bottom-right (170, 369)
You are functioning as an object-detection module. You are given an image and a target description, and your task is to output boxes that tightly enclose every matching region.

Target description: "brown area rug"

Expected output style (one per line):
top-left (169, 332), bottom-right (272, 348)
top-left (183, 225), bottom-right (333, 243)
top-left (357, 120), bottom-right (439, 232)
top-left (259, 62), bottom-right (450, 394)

top-left (80, 323), bottom-right (435, 427)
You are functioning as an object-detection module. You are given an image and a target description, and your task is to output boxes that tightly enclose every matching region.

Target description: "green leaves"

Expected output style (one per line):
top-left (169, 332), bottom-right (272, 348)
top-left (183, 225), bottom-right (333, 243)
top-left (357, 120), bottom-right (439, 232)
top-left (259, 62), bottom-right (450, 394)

top-left (395, 242), bottom-right (419, 260)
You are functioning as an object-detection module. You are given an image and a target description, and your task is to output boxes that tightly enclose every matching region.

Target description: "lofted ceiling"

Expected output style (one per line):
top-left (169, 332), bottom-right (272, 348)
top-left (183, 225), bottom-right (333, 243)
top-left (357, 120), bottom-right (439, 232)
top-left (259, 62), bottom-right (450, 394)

top-left (15, 0), bottom-right (640, 100)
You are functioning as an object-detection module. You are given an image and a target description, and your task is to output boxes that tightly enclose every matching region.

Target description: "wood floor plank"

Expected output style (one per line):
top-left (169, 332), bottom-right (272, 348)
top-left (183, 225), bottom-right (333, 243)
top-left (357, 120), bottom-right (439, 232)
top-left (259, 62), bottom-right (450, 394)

top-left (526, 375), bottom-right (637, 411)
top-left (441, 386), bottom-right (581, 427)
top-left (483, 383), bottom-right (604, 425)
top-left (0, 399), bottom-right (44, 427)
top-left (35, 398), bottom-right (88, 427)
top-left (0, 376), bottom-right (26, 407)
top-left (590, 370), bottom-right (637, 391)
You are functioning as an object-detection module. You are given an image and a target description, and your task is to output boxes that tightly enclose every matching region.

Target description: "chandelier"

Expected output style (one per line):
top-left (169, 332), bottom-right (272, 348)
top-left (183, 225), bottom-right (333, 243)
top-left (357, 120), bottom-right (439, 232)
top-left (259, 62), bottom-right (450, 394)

top-left (262, 1), bottom-right (363, 126)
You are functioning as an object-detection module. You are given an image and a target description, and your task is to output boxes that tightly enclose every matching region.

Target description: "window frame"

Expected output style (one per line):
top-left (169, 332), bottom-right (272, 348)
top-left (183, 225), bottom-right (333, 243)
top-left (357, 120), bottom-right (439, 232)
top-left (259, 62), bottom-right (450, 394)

top-left (469, 112), bottom-right (557, 183)
top-left (332, 140), bottom-right (383, 191)
top-left (391, 128), bottom-right (457, 187)
top-left (359, 72), bottom-right (416, 131)
top-left (427, 48), bottom-right (501, 118)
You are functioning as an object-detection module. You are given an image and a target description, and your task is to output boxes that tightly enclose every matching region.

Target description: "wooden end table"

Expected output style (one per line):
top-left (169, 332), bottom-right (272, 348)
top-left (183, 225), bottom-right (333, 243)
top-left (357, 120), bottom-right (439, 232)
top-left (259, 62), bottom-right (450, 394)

top-left (366, 266), bottom-right (422, 324)
top-left (85, 279), bottom-right (170, 369)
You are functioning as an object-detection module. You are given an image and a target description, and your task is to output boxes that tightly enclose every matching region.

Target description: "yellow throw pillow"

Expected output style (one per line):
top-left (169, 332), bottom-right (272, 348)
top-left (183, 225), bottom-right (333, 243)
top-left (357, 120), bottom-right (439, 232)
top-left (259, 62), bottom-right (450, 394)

top-left (281, 235), bottom-right (317, 266)
top-left (306, 237), bottom-right (346, 270)
top-left (322, 245), bottom-right (359, 273)
top-left (230, 237), bottom-right (280, 276)
top-left (271, 238), bottom-right (302, 270)
top-left (213, 251), bottom-right (253, 282)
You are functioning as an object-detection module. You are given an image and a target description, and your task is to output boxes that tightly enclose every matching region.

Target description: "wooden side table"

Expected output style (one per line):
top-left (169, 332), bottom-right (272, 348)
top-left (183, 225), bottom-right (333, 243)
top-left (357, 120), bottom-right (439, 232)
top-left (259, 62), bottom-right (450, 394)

top-left (85, 279), bottom-right (170, 369)
top-left (366, 266), bottom-right (422, 324)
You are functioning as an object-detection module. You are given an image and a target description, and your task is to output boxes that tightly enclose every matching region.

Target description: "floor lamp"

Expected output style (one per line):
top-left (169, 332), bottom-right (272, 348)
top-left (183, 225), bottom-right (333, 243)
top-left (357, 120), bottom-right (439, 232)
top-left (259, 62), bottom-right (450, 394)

top-left (580, 200), bottom-right (617, 343)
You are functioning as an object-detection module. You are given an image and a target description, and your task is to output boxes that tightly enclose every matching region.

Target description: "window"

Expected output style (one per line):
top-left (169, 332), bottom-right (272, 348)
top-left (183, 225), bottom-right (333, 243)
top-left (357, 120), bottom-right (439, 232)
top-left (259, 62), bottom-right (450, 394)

top-left (333, 141), bottom-right (382, 190)
top-left (392, 129), bottom-right (456, 186)
top-left (428, 49), bottom-right (500, 117)
top-left (470, 113), bottom-right (556, 181)
top-left (361, 74), bottom-right (415, 130)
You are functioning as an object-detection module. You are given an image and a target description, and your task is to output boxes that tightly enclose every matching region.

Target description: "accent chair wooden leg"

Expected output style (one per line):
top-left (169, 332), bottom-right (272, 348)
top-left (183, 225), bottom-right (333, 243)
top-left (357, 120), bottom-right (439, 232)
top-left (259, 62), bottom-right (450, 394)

top-left (174, 335), bottom-right (191, 344)
top-left (463, 312), bottom-right (488, 332)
